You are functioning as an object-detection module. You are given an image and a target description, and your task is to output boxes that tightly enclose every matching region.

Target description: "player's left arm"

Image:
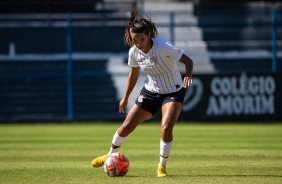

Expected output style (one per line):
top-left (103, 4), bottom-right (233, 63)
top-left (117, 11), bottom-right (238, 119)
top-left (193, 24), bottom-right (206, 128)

top-left (179, 54), bottom-right (193, 88)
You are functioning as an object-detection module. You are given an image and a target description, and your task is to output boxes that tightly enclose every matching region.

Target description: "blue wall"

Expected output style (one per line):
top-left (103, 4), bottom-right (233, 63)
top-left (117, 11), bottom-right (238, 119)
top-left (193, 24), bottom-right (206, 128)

top-left (0, 59), bottom-right (124, 122)
top-left (0, 26), bottom-right (129, 54)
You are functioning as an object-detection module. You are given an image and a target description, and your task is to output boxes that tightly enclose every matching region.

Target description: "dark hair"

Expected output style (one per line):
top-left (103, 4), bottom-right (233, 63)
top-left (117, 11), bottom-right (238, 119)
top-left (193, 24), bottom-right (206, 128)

top-left (124, 7), bottom-right (158, 46)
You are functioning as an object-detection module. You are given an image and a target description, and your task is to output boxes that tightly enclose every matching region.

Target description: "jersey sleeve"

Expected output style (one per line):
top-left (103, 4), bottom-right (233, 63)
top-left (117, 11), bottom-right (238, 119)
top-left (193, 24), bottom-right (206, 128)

top-left (162, 41), bottom-right (184, 62)
top-left (128, 47), bottom-right (139, 67)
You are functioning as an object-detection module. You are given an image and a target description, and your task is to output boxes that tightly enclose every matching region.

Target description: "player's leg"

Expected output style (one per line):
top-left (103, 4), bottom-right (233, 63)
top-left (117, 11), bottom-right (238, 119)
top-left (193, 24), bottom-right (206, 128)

top-left (92, 104), bottom-right (151, 167)
top-left (110, 104), bottom-right (152, 153)
top-left (157, 101), bottom-right (182, 177)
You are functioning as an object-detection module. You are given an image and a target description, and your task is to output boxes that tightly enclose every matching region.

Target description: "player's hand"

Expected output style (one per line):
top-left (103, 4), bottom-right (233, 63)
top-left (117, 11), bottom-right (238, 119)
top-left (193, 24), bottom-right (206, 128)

top-left (183, 76), bottom-right (192, 88)
top-left (119, 97), bottom-right (128, 113)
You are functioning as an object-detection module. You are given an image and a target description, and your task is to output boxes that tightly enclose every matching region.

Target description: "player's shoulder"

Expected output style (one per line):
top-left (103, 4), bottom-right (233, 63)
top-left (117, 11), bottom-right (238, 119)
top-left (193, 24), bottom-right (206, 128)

top-left (153, 37), bottom-right (173, 49)
top-left (128, 46), bottom-right (138, 56)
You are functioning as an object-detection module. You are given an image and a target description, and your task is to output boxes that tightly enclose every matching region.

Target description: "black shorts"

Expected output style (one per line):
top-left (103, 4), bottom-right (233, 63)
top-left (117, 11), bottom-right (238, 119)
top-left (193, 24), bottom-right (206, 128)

top-left (135, 87), bottom-right (186, 115)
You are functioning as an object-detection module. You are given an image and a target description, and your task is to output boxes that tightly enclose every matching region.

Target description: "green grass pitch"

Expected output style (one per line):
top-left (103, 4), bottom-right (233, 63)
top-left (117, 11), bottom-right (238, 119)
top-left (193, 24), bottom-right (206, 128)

top-left (0, 122), bottom-right (282, 184)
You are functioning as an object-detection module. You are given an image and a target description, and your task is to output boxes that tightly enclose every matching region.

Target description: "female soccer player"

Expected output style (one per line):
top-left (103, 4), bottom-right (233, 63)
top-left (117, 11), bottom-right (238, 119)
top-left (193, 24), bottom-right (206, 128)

top-left (92, 7), bottom-right (193, 177)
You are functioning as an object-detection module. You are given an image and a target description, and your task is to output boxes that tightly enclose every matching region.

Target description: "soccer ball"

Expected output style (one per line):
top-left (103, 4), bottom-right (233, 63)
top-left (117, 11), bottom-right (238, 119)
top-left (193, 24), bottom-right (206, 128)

top-left (104, 153), bottom-right (129, 177)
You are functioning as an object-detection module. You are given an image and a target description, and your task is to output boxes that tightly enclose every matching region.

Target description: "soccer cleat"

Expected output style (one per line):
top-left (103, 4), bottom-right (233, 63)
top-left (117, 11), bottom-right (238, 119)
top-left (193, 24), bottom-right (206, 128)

top-left (92, 154), bottom-right (108, 167)
top-left (157, 165), bottom-right (167, 177)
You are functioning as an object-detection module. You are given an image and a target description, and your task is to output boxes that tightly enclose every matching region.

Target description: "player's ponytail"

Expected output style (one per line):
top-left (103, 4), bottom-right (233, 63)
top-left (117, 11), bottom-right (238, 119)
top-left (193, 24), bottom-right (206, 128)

top-left (124, 7), bottom-right (158, 46)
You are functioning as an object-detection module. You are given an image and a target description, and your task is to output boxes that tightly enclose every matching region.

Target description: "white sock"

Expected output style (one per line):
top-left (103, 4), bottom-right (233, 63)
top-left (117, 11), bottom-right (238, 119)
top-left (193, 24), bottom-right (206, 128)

top-left (158, 140), bottom-right (173, 167)
top-left (109, 131), bottom-right (127, 154)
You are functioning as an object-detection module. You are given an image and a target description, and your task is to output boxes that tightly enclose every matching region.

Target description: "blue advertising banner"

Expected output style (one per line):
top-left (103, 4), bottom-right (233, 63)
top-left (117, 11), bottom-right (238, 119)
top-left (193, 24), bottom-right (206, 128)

top-left (181, 73), bottom-right (281, 121)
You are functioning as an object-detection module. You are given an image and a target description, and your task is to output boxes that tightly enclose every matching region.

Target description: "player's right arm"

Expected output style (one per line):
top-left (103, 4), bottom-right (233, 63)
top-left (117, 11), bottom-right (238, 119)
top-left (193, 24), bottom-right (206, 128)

top-left (119, 66), bottom-right (140, 113)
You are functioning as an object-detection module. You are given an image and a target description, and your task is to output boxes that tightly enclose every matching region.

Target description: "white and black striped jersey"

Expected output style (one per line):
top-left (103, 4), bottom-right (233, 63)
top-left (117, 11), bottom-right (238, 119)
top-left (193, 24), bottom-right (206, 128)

top-left (128, 37), bottom-right (184, 94)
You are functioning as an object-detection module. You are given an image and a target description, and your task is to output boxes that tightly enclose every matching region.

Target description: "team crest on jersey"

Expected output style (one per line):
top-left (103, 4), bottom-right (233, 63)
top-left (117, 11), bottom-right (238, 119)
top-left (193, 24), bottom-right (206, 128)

top-left (137, 95), bottom-right (144, 102)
